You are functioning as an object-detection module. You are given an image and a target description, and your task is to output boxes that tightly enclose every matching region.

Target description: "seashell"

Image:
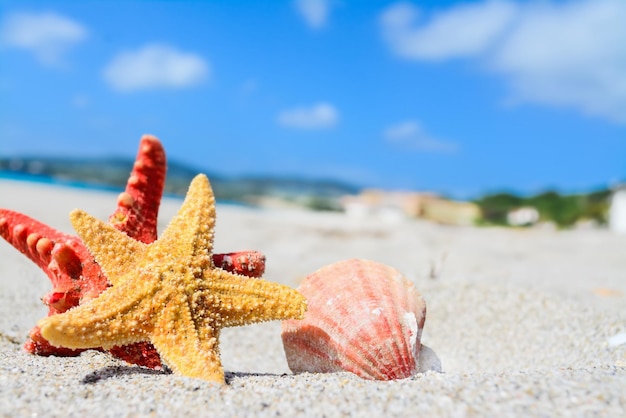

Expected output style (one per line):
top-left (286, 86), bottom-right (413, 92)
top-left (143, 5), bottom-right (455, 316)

top-left (281, 258), bottom-right (429, 380)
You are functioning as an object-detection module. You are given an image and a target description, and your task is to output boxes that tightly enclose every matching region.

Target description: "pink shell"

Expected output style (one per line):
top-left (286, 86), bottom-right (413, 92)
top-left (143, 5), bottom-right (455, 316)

top-left (281, 258), bottom-right (426, 380)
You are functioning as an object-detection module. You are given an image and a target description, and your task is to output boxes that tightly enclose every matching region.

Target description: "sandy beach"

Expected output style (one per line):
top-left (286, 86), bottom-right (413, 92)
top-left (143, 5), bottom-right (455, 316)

top-left (1, 178), bottom-right (625, 417)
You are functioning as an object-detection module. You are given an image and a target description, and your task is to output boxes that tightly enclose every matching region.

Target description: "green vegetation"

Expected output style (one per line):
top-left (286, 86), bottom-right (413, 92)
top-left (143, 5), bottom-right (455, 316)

top-left (302, 196), bottom-right (342, 212)
top-left (474, 189), bottom-right (611, 228)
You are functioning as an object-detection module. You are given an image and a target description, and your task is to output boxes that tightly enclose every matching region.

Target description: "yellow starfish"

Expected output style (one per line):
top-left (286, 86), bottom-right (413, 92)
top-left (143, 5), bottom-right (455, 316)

top-left (38, 174), bottom-right (307, 383)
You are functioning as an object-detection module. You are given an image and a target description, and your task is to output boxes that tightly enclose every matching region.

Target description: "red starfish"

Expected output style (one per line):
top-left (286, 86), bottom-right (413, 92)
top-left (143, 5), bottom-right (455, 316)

top-left (0, 135), bottom-right (266, 368)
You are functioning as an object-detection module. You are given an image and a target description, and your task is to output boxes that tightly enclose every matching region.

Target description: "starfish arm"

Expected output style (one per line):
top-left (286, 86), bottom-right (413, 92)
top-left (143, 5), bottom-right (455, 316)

top-left (70, 209), bottom-right (147, 286)
top-left (212, 251), bottom-right (266, 278)
top-left (25, 325), bottom-right (85, 356)
top-left (158, 174), bottom-right (215, 269)
top-left (38, 274), bottom-right (159, 350)
top-left (205, 269), bottom-right (307, 328)
top-left (151, 300), bottom-right (224, 383)
top-left (108, 135), bottom-right (166, 244)
top-left (0, 209), bottom-right (108, 314)
top-left (0, 209), bottom-right (87, 285)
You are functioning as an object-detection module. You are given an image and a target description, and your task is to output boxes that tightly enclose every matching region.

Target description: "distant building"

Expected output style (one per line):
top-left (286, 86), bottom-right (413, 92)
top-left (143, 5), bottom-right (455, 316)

top-left (341, 189), bottom-right (426, 222)
top-left (419, 197), bottom-right (482, 226)
top-left (507, 207), bottom-right (540, 227)
top-left (609, 185), bottom-right (626, 234)
top-left (341, 189), bottom-right (481, 226)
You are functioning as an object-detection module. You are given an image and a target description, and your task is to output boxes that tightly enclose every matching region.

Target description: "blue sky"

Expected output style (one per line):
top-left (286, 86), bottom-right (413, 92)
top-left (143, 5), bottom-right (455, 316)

top-left (1, 0), bottom-right (625, 198)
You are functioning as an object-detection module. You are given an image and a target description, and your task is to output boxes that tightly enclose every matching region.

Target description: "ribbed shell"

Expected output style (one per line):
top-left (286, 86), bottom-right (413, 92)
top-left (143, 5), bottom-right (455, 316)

top-left (281, 259), bottom-right (426, 380)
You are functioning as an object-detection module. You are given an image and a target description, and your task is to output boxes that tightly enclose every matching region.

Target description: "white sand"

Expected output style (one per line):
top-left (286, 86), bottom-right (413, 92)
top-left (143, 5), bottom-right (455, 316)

top-left (1, 178), bottom-right (625, 417)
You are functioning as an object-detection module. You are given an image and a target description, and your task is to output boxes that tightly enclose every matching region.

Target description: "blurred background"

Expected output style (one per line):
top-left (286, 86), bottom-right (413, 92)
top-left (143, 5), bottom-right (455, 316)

top-left (1, 0), bottom-right (624, 230)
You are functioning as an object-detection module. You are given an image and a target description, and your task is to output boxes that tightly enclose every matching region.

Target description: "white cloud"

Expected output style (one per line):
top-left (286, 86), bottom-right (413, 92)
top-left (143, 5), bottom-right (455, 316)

top-left (384, 120), bottom-right (458, 153)
top-left (380, 1), bottom-right (517, 60)
top-left (278, 102), bottom-right (339, 129)
top-left (103, 44), bottom-right (209, 92)
top-left (380, 0), bottom-right (626, 123)
top-left (295, 0), bottom-right (333, 29)
top-left (491, 0), bottom-right (626, 123)
top-left (0, 11), bottom-right (87, 66)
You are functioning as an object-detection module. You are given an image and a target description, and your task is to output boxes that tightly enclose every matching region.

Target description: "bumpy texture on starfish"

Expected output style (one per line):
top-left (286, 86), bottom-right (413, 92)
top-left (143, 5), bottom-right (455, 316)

top-left (0, 135), bottom-right (266, 368)
top-left (39, 174), bottom-right (307, 383)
